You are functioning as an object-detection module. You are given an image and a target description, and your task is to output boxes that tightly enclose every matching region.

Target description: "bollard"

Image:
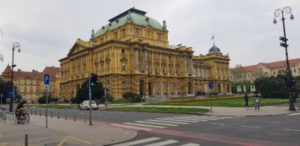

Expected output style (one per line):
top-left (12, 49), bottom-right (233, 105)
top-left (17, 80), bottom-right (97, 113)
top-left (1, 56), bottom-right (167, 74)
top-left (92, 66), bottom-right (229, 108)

top-left (4, 113), bottom-right (6, 124)
top-left (65, 111), bottom-right (67, 120)
top-left (39, 109), bottom-right (42, 116)
top-left (25, 134), bottom-right (28, 146)
top-left (35, 109), bottom-right (37, 116)
top-left (11, 114), bottom-right (17, 121)
top-left (57, 111), bottom-right (60, 119)
top-left (74, 112), bottom-right (77, 121)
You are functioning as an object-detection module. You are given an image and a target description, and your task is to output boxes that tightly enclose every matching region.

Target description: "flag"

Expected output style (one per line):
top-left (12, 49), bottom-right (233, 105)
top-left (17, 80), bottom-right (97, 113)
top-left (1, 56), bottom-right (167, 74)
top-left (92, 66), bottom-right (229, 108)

top-left (211, 34), bottom-right (215, 40)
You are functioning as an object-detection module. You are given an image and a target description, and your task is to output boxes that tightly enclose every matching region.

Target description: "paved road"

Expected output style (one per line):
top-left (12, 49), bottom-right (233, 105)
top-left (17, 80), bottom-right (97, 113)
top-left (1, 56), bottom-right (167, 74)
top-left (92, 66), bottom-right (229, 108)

top-left (108, 115), bottom-right (300, 146)
top-left (24, 108), bottom-right (300, 146)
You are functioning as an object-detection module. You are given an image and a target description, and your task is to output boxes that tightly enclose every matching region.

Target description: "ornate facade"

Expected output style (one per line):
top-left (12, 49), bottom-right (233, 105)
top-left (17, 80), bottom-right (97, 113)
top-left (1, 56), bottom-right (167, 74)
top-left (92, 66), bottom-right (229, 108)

top-left (193, 45), bottom-right (231, 94)
top-left (59, 8), bottom-right (231, 100)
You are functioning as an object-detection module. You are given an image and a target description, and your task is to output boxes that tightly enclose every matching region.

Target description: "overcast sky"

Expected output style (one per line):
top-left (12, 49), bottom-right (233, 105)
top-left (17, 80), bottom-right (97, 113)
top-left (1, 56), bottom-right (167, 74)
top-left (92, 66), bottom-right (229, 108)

top-left (0, 0), bottom-right (299, 72)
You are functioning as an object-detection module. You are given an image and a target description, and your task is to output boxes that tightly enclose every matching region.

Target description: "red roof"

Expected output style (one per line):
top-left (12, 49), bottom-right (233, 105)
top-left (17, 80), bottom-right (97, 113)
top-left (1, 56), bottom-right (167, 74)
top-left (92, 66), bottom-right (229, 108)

top-left (43, 66), bottom-right (60, 78)
top-left (263, 58), bottom-right (300, 69)
top-left (231, 58), bottom-right (300, 73)
top-left (1, 65), bottom-right (60, 80)
top-left (241, 65), bottom-right (257, 72)
top-left (1, 65), bottom-right (12, 77)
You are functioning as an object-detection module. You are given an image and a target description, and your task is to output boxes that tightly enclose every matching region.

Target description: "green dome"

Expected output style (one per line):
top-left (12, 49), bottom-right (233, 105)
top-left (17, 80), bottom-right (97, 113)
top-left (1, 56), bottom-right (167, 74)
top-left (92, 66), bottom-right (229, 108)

top-left (95, 8), bottom-right (164, 37)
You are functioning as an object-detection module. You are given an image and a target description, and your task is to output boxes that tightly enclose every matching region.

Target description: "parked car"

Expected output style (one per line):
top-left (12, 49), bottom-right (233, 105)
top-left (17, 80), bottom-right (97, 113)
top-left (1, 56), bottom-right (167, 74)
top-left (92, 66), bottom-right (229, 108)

top-left (79, 100), bottom-right (98, 110)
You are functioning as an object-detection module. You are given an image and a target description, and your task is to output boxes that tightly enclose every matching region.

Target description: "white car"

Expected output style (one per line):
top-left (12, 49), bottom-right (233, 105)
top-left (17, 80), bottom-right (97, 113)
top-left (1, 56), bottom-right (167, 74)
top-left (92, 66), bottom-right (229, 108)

top-left (79, 100), bottom-right (98, 110)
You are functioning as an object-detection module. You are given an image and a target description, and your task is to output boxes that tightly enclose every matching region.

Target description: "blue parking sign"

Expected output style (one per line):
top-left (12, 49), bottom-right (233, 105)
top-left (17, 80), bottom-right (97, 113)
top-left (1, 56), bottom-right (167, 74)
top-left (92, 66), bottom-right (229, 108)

top-left (44, 74), bottom-right (50, 85)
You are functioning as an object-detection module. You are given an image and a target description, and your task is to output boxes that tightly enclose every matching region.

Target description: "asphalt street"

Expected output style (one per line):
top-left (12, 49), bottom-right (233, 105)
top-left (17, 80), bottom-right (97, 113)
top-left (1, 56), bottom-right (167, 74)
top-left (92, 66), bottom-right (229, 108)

top-left (26, 108), bottom-right (300, 146)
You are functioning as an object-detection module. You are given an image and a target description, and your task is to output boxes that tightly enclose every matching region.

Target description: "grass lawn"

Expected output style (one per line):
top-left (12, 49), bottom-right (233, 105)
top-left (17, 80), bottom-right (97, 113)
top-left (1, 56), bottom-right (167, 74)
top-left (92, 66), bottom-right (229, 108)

top-left (147, 97), bottom-right (289, 107)
top-left (28, 104), bottom-right (78, 109)
top-left (106, 106), bottom-right (209, 114)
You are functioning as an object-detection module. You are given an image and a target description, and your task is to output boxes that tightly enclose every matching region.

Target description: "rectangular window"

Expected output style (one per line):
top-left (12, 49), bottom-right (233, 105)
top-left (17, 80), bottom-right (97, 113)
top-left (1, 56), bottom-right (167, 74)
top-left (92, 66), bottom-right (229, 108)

top-left (157, 33), bottom-right (162, 40)
top-left (121, 29), bottom-right (126, 37)
top-left (134, 28), bottom-right (140, 36)
top-left (114, 32), bottom-right (118, 39)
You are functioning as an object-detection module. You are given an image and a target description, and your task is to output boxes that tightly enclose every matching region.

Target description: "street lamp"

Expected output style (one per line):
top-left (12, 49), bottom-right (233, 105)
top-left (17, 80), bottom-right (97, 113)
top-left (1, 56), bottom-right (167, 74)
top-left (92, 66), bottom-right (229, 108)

top-left (9, 42), bottom-right (20, 112)
top-left (273, 6), bottom-right (296, 111)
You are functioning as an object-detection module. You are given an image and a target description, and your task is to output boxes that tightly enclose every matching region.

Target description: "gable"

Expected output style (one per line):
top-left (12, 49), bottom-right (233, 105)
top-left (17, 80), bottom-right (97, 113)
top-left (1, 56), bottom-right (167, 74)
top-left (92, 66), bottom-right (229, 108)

top-left (67, 39), bottom-right (91, 56)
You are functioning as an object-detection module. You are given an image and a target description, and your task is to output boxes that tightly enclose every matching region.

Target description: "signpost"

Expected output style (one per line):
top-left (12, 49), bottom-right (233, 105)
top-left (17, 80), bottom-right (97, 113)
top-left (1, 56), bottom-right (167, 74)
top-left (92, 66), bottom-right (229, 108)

top-left (208, 80), bottom-right (214, 112)
top-left (44, 74), bottom-right (50, 128)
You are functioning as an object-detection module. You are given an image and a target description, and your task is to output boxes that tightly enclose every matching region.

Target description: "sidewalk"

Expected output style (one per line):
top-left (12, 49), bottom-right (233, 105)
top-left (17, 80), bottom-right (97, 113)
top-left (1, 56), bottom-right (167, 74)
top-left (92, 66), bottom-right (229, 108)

top-left (0, 115), bottom-right (136, 146)
top-left (122, 104), bottom-right (299, 116)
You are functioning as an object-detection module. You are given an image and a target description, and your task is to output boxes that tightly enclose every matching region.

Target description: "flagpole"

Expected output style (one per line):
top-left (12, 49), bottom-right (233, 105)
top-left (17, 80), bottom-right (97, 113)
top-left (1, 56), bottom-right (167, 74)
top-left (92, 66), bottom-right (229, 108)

top-left (211, 34), bottom-right (215, 45)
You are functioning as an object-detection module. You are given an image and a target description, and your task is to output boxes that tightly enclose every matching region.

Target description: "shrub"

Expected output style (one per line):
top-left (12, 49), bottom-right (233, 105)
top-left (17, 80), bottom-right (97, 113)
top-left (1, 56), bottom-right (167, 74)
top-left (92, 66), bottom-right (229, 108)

top-left (122, 92), bottom-right (143, 103)
top-left (38, 96), bottom-right (59, 104)
top-left (195, 91), bottom-right (206, 96)
top-left (255, 75), bottom-right (289, 98)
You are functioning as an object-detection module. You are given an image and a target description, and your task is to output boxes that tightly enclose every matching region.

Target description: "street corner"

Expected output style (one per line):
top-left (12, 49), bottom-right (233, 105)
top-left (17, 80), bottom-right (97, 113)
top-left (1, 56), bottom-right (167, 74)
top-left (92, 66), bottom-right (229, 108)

top-left (102, 124), bottom-right (138, 145)
top-left (55, 135), bottom-right (92, 146)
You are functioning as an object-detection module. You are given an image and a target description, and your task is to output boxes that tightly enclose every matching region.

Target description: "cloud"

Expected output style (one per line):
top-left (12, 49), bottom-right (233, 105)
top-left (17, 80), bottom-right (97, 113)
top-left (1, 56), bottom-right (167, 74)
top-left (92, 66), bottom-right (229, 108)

top-left (0, 0), bottom-right (299, 72)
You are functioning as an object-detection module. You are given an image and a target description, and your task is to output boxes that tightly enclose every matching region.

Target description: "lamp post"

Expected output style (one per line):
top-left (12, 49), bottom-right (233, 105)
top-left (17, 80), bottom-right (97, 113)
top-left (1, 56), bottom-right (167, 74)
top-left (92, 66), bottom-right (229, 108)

top-left (273, 7), bottom-right (296, 111)
top-left (9, 42), bottom-right (20, 112)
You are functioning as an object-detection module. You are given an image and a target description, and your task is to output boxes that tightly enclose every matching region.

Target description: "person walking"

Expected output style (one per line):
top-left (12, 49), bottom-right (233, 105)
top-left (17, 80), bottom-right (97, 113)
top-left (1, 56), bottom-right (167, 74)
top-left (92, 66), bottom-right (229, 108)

top-left (244, 93), bottom-right (249, 107)
top-left (254, 94), bottom-right (260, 111)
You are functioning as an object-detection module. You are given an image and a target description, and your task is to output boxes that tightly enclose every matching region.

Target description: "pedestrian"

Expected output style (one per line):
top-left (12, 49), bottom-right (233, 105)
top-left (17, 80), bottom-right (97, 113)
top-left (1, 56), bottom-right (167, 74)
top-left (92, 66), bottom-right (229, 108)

top-left (254, 94), bottom-right (260, 111)
top-left (244, 93), bottom-right (249, 107)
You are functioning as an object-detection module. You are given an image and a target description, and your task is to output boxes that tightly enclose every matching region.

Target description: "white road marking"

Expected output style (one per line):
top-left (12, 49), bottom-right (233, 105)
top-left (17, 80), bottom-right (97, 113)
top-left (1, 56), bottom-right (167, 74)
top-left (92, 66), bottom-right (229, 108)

top-left (284, 129), bottom-right (300, 132)
top-left (112, 137), bottom-right (161, 146)
top-left (124, 122), bottom-right (166, 128)
top-left (146, 119), bottom-right (190, 124)
top-left (156, 118), bottom-right (205, 123)
top-left (110, 123), bottom-right (151, 131)
top-left (144, 140), bottom-right (178, 146)
top-left (210, 122), bottom-right (225, 126)
top-left (288, 113), bottom-right (300, 116)
top-left (181, 143), bottom-right (201, 146)
top-left (135, 121), bottom-right (178, 126)
top-left (241, 125), bottom-right (259, 129)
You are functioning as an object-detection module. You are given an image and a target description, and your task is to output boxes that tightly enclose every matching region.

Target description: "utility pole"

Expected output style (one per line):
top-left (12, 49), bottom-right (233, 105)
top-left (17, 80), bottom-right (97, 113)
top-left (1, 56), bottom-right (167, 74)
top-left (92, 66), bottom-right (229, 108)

top-left (89, 74), bottom-right (92, 125)
top-left (273, 6), bottom-right (296, 111)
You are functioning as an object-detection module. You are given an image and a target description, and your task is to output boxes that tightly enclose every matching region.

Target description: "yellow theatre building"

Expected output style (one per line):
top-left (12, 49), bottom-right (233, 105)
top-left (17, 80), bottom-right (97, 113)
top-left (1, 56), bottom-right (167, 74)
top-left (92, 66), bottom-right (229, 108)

top-left (59, 8), bottom-right (231, 100)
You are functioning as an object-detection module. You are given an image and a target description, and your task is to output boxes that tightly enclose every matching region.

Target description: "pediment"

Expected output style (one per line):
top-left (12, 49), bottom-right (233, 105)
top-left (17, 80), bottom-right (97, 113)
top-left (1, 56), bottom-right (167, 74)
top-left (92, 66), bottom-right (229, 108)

top-left (67, 39), bottom-right (91, 56)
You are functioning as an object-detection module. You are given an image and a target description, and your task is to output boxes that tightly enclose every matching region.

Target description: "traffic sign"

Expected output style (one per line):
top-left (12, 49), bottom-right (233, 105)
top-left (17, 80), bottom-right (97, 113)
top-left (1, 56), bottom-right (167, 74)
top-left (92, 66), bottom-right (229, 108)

top-left (8, 91), bottom-right (14, 97)
top-left (44, 74), bottom-right (50, 85)
top-left (208, 80), bottom-right (214, 89)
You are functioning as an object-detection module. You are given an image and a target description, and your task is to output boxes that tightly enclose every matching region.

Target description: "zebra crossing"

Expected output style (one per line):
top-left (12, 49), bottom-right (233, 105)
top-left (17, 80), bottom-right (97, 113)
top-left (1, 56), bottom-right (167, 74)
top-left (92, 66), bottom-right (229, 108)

top-left (111, 115), bottom-right (231, 131)
top-left (111, 137), bottom-right (200, 146)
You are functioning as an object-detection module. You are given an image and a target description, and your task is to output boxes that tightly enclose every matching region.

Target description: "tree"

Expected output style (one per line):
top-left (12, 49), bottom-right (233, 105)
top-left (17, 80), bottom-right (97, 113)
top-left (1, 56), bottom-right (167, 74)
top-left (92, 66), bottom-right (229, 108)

top-left (255, 75), bottom-right (289, 98)
top-left (71, 79), bottom-right (105, 104)
top-left (0, 80), bottom-right (18, 103)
